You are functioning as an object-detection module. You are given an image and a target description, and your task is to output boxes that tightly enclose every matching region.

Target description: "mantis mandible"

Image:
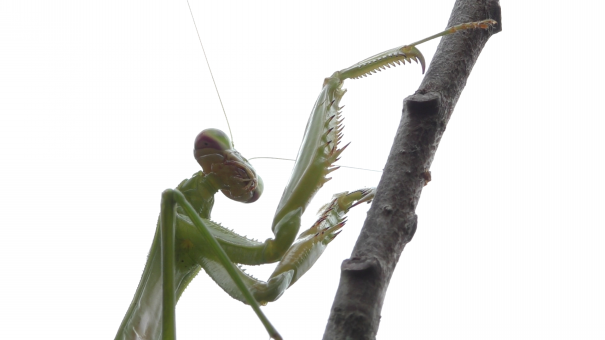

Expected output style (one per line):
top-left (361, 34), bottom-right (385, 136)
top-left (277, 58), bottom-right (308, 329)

top-left (113, 6), bottom-right (496, 338)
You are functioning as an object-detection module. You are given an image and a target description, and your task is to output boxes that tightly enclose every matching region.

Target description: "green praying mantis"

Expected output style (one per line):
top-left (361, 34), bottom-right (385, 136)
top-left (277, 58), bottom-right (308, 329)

top-left (113, 5), bottom-right (496, 339)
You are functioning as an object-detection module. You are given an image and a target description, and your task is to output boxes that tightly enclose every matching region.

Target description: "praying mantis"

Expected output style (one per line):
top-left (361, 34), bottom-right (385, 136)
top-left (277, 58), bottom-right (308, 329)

top-left (112, 2), bottom-right (496, 338)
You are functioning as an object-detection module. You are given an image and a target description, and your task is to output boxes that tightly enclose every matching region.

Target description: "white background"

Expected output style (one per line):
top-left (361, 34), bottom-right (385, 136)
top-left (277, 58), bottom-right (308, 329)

top-left (1, 1), bottom-right (603, 339)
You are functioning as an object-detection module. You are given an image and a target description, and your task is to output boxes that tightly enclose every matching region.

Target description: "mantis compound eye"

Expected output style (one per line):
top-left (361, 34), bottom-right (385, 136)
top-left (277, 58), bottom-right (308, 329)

top-left (194, 128), bottom-right (232, 174)
top-left (194, 128), bottom-right (232, 152)
top-left (193, 128), bottom-right (263, 203)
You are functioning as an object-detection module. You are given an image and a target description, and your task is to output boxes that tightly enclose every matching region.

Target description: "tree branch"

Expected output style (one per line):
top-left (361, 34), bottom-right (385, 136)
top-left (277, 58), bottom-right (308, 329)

top-left (322, 1), bottom-right (502, 339)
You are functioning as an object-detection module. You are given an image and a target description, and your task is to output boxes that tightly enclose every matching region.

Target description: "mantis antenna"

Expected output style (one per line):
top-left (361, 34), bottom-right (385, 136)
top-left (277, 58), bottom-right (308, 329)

top-left (185, 2), bottom-right (380, 174)
top-left (185, 2), bottom-right (379, 175)
top-left (185, 0), bottom-right (235, 147)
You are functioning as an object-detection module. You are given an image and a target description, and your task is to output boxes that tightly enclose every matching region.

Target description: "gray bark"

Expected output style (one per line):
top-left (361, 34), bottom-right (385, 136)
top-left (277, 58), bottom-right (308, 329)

top-left (322, 1), bottom-right (502, 339)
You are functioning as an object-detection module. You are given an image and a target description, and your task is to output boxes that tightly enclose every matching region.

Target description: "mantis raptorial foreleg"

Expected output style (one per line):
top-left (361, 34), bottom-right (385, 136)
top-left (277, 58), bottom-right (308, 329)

top-left (115, 18), bottom-right (496, 340)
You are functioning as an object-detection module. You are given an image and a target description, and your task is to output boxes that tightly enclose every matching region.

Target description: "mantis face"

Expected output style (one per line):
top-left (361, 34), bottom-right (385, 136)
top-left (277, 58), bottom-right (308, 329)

top-left (194, 128), bottom-right (264, 203)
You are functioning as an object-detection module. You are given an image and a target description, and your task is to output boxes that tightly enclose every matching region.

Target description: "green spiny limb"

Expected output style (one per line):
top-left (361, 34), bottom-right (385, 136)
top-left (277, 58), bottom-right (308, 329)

top-left (197, 189), bottom-right (376, 306)
top-left (337, 19), bottom-right (497, 81)
top-left (338, 45), bottom-right (426, 80)
top-left (266, 19), bottom-right (497, 239)
top-left (175, 210), bottom-right (296, 266)
top-left (269, 188), bottom-right (376, 287)
top-left (192, 214), bottom-right (268, 265)
top-left (270, 76), bottom-right (347, 231)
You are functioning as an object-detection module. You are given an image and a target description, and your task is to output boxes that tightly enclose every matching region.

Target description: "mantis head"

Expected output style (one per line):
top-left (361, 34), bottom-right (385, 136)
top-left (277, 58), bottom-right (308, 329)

top-left (194, 128), bottom-right (264, 203)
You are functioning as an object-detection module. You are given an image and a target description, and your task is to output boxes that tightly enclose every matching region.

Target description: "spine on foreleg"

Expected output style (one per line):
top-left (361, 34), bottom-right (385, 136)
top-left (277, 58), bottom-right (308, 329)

top-left (271, 75), bottom-right (348, 230)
